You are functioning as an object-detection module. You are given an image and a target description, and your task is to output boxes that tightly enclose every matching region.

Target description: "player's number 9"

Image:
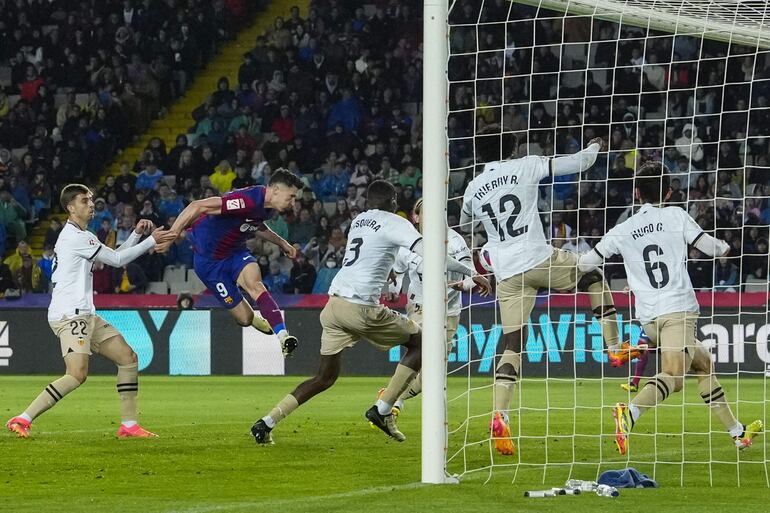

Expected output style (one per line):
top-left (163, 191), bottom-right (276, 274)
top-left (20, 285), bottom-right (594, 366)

top-left (216, 282), bottom-right (229, 297)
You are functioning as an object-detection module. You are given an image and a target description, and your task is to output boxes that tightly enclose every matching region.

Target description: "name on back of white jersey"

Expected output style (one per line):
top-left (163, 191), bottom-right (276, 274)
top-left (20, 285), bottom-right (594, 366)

top-left (631, 222), bottom-right (664, 240)
top-left (473, 174), bottom-right (519, 201)
top-left (351, 218), bottom-right (382, 231)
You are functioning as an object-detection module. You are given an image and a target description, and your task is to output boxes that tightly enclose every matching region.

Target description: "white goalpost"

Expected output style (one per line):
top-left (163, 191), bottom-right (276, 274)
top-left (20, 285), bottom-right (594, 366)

top-left (422, 0), bottom-right (770, 486)
top-left (421, 0), bottom-right (451, 485)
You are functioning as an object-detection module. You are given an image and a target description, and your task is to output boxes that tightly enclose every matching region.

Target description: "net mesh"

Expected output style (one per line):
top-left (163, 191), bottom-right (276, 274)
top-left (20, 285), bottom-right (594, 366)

top-left (444, 0), bottom-right (770, 486)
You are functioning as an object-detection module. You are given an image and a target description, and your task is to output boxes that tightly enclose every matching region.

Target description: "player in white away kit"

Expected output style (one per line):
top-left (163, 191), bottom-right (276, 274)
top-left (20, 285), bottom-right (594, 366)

top-left (6, 184), bottom-right (168, 438)
top-left (578, 162), bottom-right (762, 454)
top-left (460, 127), bottom-right (642, 456)
top-left (251, 181), bottom-right (475, 444)
top-left (377, 198), bottom-right (491, 416)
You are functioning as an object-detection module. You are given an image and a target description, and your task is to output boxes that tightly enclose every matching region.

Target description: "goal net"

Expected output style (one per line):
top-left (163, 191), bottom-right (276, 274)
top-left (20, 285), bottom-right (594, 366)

top-left (441, 0), bottom-right (770, 486)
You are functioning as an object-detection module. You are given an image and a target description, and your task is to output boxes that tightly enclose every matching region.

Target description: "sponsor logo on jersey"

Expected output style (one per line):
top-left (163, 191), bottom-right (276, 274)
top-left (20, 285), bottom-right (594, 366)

top-left (226, 198), bottom-right (245, 211)
top-left (239, 223), bottom-right (261, 233)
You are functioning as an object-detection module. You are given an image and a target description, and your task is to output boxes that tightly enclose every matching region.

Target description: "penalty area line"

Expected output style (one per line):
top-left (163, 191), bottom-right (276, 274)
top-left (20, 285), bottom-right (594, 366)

top-left (165, 482), bottom-right (426, 513)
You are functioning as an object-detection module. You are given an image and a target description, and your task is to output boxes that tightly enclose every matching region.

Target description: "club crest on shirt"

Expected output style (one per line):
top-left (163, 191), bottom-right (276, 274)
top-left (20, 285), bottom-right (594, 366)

top-left (224, 296), bottom-right (233, 304)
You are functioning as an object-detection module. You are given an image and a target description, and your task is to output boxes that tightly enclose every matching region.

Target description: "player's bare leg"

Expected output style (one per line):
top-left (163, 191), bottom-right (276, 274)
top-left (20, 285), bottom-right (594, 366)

top-left (252, 353), bottom-right (342, 444)
top-left (6, 353), bottom-right (87, 438)
top-left (690, 342), bottom-right (762, 449)
top-left (99, 335), bottom-right (157, 438)
top-left (237, 263), bottom-right (297, 356)
top-left (491, 329), bottom-right (522, 455)
top-left (577, 270), bottom-right (645, 366)
top-left (614, 347), bottom-right (690, 455)
top-left (364, 333), bottom-right (421, 442)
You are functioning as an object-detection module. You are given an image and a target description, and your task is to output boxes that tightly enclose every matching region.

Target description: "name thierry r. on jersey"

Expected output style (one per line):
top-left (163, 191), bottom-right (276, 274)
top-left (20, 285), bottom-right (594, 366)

top-left (473, 173), bottom-right (519, 201)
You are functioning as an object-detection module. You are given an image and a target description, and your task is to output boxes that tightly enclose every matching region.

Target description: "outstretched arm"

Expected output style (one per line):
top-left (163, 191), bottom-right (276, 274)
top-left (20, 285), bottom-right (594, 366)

top-left (693, 233), bottom-right (730, 257)
top-left (94, 228), bottom-right (166, 267)
top-left (577, 247), bottom-right (604, 273)
top-left (155, 197), bottom-right (222, 252)
top-left (552, 140), bottom-right (601, 177)
top-left (167, 197), bottom-right (222, 236)
top-left (411, 239), bottom-right (474, 276)
top-left (118, 219), bottom-right (155, 252)
top-left (254, 223), bottom-right (296, 259)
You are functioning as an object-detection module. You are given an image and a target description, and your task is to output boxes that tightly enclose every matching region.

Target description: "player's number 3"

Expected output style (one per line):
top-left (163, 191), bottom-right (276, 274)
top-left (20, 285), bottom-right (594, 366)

top-left (344, 238), bottom-right (364, 267)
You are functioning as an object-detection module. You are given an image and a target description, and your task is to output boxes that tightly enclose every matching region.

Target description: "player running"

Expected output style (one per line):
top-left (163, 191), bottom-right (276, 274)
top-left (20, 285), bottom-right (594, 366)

top-left (155, 169), bottom-right (302, 355)
top-left (578, 161), bottom-right (762, 455)
top-left (251, 180), bottom-right (476, 444)
top-left (6, 184), bottom-right (167, 438)
top-left (460, 126), bottom-right (641, 456)
top-left (376, 198), bottom-right (491, 416)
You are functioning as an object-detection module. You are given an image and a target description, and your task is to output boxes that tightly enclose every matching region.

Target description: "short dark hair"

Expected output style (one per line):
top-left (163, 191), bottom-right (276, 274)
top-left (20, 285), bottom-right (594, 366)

top-left (60, 183), bottom-right (92, 210)
top-left (635, 161), bottom-right (671, 204)
top-left (269, 168), bottom-right (303, 190)
top-left (476, 124), bottom-right (518, 163)
top-left (366, 180), bottom-right (397, 211)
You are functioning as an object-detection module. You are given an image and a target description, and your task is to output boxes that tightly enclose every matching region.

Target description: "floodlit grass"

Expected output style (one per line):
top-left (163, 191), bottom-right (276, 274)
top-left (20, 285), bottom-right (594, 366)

top-left (1, 376), bottom-right (767, 512)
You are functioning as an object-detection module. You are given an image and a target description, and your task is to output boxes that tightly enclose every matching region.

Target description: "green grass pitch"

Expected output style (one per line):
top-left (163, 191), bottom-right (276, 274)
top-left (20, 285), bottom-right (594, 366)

top-left (1, 375), bottom-right (768, 512)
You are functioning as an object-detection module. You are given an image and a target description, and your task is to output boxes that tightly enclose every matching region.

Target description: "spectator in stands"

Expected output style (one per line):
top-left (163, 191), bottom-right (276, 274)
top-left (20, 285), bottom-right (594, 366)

top-left (44, 218), bottom-right (62, 249)
top-left (289, 208), bottom-right (316, 245)
top-left (289, 251), bottom-right (317, 294)
top-left (135, 162), bottom-right (165, 191)
top-left (0, 261), bottom-right (15, 296)
top-left (743, 238), bottom-right (769, 280)
top-left (688, 248), bottom-right (714, 290)
top-left (38, 244), bottom-right (55, 283)
top-left (115, 216), bottom-right (136, 247)
top-left (157, 184), bottom-right (185, 220)
top-left (231, 165), bottom-right (253, 190)
top-left (86, 197), bottom-right (113, 234)
top-left (0, 188), bottom-right (27, 242)
top-left (13, 253), bottom-right (46, 293)
top-left (675, 123), bottom-right (705, 168)
top-left (4, 240), bottom-right (31, 274)
top-left (138, 199), bottom-right (162, 228)
top-left (714, 257), bottom-right (739, 292)
top-left (97, 218), bottom-right (117, 247)
top-left (263, 260), bottom-right (290, 294)
top-left (113, 262), bottom-right (148, 294)
top-left (210, 160), bottom-right (237, 193)
top-left (312, 257), bottom-right (340, 294)
top-left (165, 220), bottom-right (194, 269)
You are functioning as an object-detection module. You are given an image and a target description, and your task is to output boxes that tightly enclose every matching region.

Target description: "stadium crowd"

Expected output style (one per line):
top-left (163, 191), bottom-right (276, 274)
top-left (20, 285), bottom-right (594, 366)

top-left (1, 0), bottom-right (769, 296)
top-left (0, 0), bottom-right (256, 260)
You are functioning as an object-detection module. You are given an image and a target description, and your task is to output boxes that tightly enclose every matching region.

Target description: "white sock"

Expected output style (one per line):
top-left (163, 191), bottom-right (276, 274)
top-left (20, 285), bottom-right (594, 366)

top-left (19, 412), bottom-right (32, 422)
top-left (394, 399), bottom-right (404, 411)
top-left (376, 399), bottom-right (392, 416)
top-left (122, 420), bottom-right (137, 428)
top-left (276, 329), bottom-right (288, 340)
top-left (729, 422), bottom-right (744, 438)
top-left (629, 403), bottom-right (641, 422)
top-left (262, 415), bottom-right (276, 428)
top-left (500, 411), bottom-right (509, 424)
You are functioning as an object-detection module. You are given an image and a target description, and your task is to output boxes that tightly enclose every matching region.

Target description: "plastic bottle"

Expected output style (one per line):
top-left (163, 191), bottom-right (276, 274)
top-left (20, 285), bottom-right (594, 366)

top-left (564, 479), bottom-right (598, 492)
top-left (595, 484), bottom-right (620, 498)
